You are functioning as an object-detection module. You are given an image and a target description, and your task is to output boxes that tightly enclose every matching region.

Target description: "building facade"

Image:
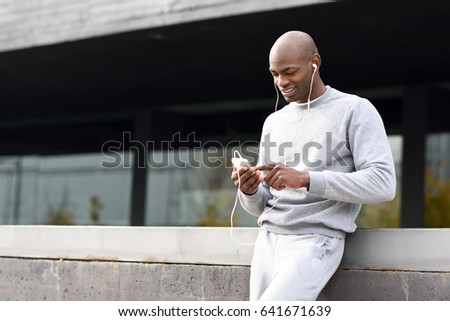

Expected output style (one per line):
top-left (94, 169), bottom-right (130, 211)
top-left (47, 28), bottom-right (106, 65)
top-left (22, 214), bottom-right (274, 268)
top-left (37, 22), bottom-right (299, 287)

top-left (1, 0), bottom-right (450, 227)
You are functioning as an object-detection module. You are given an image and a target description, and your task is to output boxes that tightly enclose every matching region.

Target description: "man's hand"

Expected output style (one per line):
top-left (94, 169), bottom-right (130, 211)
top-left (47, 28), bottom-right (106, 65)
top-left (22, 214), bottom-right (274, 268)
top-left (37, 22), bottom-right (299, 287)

top-left (256, 164), bottom-right (310, 191)
top-left (230, 166), bottom-right (261, 195)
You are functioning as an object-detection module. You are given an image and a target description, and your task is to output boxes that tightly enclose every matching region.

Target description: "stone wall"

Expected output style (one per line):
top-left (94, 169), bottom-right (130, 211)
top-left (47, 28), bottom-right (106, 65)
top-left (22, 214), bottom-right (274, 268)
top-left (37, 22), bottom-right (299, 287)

top-left (0, 258), bottom-right (249, 301)
top-left (1, 226), bottom-right (450, 301)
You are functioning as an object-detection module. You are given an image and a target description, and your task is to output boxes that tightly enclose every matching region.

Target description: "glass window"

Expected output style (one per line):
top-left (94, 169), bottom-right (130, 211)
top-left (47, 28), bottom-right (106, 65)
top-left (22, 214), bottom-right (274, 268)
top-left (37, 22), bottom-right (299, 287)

top-left (144, 135), bottom-right (405, 229)
top-left (425, 132), bottom-right (450, 227)
top-left (0, 153), bottom-right (132, 225)
top-left (145, 146), bottom-right (258, 227)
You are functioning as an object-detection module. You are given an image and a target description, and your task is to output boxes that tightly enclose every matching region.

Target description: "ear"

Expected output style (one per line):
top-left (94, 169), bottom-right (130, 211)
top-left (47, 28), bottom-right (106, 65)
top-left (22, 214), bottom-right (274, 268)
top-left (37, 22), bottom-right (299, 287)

top-left (311, 53), bottom-right (321, 70)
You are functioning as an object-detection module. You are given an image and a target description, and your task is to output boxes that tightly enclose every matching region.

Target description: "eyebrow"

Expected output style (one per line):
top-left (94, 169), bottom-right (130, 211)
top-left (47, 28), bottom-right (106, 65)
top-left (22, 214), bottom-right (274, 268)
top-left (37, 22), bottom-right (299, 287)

top-left (269, 66), bottom-right (298, 74)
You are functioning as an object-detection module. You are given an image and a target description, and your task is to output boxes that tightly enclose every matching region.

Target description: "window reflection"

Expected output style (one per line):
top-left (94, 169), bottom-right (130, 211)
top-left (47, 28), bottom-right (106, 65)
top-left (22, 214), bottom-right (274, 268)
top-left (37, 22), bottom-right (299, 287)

top-left (145, 148), bottom-right (257, 227)
top-left (0, 154), bottom-right (132, 225)
top-left (425, 132), bottom-right (450, 227)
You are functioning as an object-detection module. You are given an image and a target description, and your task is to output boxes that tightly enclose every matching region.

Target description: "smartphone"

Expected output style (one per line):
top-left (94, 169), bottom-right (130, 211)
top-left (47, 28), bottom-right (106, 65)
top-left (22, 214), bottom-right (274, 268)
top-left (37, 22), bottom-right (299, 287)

top-left (231, 157), bottom-right (251, 169)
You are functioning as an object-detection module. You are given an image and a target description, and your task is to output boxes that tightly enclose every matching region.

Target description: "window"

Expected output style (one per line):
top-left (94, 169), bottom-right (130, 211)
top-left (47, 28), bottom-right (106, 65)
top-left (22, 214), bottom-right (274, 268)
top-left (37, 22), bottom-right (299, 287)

top-left (0, 153), bottom-right (132, 225)
top-left (425, 132), bottom-right (450, 227)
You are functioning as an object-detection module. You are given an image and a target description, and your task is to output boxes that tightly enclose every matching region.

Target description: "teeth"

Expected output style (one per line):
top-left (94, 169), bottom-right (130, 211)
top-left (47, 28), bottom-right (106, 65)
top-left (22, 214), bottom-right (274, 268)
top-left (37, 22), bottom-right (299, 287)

top-left (283, 87), bottom-right (294, 93)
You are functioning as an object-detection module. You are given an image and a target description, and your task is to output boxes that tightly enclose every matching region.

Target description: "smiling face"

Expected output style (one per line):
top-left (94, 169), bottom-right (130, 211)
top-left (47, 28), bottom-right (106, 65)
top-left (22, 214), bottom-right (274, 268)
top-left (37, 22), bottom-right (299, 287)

top-left (269, 51), bottom-right (312, 104)
top-left (269, 31), bottom-right (319, 104)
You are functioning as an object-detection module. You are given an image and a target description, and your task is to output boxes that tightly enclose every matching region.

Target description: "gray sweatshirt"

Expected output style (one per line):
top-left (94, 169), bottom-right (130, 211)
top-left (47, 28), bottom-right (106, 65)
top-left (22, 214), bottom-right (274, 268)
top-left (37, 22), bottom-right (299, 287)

top-left (239, 86), bottom-right (396, 239)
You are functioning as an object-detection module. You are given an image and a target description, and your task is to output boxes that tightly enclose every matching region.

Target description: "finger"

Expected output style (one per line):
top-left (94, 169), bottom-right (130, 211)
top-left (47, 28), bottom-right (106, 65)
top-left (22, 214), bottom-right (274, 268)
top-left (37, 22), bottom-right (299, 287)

top-left (232, 167), bottom-right (249, 181)
top-left (241, 172), bottom-right (260, 192)
top-left (242, 170), bottom-right (258, 185)
top-left (267, 170), bottom-right (279, 187)
top-left (237, 167), bottom-right (250, 176)
top-left (255, 164), bottom-right (276, 171)
top-left (250, 177), bottom-right (261, 191)
top-left (241, 175), bottom-right (260, 194)
top-left (233, 168), bottom-right (255, 188)
top-left (270, 177), bottom-right (285, 191)
top-left (231, 166), bottom-right (240, 182)
top-left (263, 166), bottom-right (278, 182)
top-left (231, 166), bottom-right (249, 185)
top-left (276, 183), bottom-right (286, 191)
top-left (239, 170), bottom-right (255, 184)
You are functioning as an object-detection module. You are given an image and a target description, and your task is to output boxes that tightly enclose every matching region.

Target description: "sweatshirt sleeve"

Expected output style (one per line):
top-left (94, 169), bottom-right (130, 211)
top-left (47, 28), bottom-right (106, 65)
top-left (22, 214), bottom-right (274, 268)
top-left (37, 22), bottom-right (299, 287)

top-left (308, 98), bottom-right (396, 204)
top-left (238, 183), bottom-right (271, 217)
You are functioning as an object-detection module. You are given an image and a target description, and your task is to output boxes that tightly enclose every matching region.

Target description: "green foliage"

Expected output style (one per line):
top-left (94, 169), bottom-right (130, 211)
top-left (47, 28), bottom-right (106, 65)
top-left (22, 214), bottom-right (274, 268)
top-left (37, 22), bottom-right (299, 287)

top-left (425, 168), bottom-right (450, 227)
top-left (45, 188), bottom-right (75, 225)
top-left (46, 208), bottom-right (74, 225)
top-left (357, 185), bottom-right (401, 228)
top-left (88, 195), bottom-right (104, 225)
top-left (198, 202), bottom-right (231, 227)
top-left (46, 195), bottom-right (105, 225)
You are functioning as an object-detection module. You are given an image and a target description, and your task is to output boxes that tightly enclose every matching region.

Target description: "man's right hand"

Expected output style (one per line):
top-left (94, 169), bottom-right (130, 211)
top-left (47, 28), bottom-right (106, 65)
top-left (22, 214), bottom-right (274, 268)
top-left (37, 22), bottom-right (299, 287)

top-left (230, 166), bottom-right (261, 195)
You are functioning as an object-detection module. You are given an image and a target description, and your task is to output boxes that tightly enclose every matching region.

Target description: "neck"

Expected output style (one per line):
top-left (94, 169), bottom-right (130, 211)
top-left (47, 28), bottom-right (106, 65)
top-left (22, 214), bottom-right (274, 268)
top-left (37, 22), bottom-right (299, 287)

top-left (294, 77), bottom-right (326, 104)
top-left (310, 78), bottom-right (326, 101)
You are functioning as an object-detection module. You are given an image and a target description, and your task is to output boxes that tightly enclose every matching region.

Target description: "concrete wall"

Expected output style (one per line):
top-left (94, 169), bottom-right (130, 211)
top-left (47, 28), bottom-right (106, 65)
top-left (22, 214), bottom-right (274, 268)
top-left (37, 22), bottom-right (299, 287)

top-left (0, 258), bottom-right (249, 301)
top-left (0, 0), bottom-right (329, 52)
top-left (1, 226), bottom-right (450, 300)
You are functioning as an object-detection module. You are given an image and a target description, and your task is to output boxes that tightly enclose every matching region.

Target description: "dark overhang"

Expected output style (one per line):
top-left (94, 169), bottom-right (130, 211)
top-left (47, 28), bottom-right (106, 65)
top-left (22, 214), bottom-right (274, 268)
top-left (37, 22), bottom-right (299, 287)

top-left (0, 0), bottom-right (449, 154)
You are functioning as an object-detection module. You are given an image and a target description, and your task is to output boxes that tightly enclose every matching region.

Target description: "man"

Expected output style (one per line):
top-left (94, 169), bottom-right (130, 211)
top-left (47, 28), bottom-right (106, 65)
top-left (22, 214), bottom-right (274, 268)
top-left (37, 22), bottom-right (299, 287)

top-left (230, 31), bottom-right (396, 301)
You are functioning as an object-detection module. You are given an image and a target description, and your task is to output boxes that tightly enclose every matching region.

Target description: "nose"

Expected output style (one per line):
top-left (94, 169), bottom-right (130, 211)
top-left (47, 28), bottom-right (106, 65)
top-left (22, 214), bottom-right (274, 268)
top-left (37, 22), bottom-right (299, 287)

top-left (276, 75), bottom-right (289, 88)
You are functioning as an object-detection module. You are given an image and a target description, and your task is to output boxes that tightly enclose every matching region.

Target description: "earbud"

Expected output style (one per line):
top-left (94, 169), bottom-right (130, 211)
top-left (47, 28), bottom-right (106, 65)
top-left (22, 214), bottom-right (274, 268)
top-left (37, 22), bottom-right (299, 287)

top-left (312, 63), bottom-right (317, 70)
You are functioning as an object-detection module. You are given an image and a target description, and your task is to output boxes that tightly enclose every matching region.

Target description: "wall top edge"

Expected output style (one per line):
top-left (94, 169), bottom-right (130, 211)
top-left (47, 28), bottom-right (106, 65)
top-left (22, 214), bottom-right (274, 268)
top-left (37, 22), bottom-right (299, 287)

top-left (0, 226), bottom-right (449, 271)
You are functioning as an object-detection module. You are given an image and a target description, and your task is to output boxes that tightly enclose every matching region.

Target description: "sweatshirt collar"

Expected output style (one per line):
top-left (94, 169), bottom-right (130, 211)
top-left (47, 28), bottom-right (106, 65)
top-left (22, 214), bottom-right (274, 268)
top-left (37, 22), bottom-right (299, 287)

top-left (289, 85), bottom-right (331, 109)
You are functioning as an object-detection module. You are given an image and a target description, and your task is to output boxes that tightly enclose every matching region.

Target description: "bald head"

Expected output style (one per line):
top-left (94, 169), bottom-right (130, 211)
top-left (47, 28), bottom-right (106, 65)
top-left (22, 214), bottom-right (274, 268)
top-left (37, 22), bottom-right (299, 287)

top-left (269, 31), bottom-right (325, 104)
top-left (270, 31), bottom-right (318, 62)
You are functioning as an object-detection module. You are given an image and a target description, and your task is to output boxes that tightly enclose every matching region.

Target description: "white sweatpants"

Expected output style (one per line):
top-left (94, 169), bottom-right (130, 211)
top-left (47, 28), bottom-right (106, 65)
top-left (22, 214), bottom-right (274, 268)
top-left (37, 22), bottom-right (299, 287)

top-left (249, 229), bottom-right (345, 301)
